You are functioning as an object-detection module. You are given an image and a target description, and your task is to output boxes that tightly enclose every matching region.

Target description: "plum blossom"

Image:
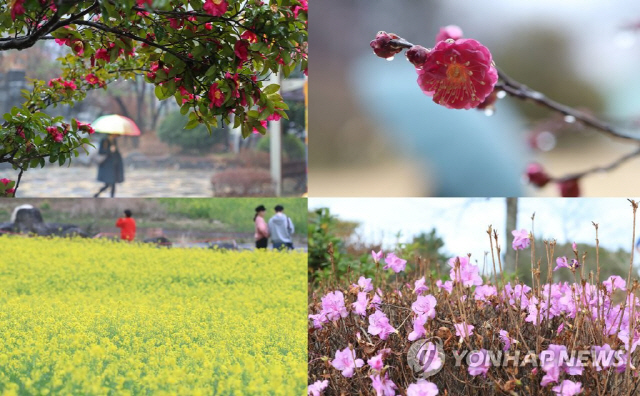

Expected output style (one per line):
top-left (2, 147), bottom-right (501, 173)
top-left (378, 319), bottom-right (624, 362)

top-left (308, 380), bottom-right (329, 396)
top-left (435, 25), bottom-right (463, 43)
top-left (352, 292), bottom-right (369, 316)
top-left (467, 349), bottom-right (490, 377)
top-left (368, 310), bottom-right (396, 340)
top-left (603, 275), bottom-right (626, 293)
top-left (372, 250), bottom-right (384, 264)
top-left (414, 276), bottom-right (428, 295)
top-left (454, 322), bottom-right (474, 340)
top-left (370, 373), bottom-right (397, 396)
top-left (551, 380), bottom-right (582, 396)
top-left (407, 380), bottom-right (439, 396)
top-left (411, 295), bottom-right (437, 319)
top-left (436, 279), bottom-right (453, 293)
top-left (415, 38), bottom-right (498, 109)
top-left (331, 347), bottom-right (364, 378)
top-left (384, 253), bottom-right (407, 273)
top-left (370, 31), bottom-right (404, 59)
top-left (321, 291), bottom-right (348, 321)
top-left (511, 229), bottom-right (531, 250)
top-left (448, 256), bottom-right (483, 287)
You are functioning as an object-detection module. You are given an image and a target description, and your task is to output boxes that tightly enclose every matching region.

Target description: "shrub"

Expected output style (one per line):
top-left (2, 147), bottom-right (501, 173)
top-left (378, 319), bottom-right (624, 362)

top-left (157, 111), bottom-right (226, 153)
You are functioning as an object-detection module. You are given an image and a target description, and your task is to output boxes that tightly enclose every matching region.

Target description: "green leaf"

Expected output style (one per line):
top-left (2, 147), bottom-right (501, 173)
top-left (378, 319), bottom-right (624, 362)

top-left (262, 84), bottom-right (280, 95)
top-left (185, 118), bottom-right (200, 130)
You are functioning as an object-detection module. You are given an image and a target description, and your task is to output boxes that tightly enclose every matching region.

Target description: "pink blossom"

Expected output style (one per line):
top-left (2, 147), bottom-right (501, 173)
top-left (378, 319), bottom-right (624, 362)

top-left (557, 322), bottom-right (565, 334)
top-left (46, 126), bottom-right (64, 142)
top-left (370, 293), bottom-right (382, 310)
top-left (417, 342), bottom-right (443, 373)
top-left (436, 279), bottom-right (453, 293)
top-left (308, 380), bottom-right (329, 396)
top-left (370, 373), bottom-right (397, 396)
top-left (526, 163), bottom-right (552, 187)
top-left (367, 349), bottom-right (390, 371)
top-left (592, 344), bottom-right (617, 371)
top-left (618, 329), bottom-right (640, 353)
top-left (308, 312), bottom-right (327, 328)
top-left (499, 330), bottom-right (514, 351)
top-left (603, 275), bottom-right (626, 293)
top-left (352, 292), bottom-right (369, 316)
top-left (540, 344), bottom-right (583, 380)
top-left (416, 38), bottom-right (498, 109)
top-left (408, 314), bottom-right (427, 341)
top-left (76, 121), bottom-right (95, 135)
top-left (368, 310), bottom-right (395, 340)
top-left (203, 0), bottom-right (228, 16)
top-left (474, 285), bottom-right (497, 302)
top-left (467, 349), bottom-right (490, 377)
top-left (554, 256), bottom-right (570, 272)
top-left (407, 380), bottom-right (439, 396)
top-left (448, 256), bottom-right (483, 287)
top-left (384, 253), bottom-right (407, 273)
top-left (11, 0), bottom-right (25, 20)
top-left (454, 322), bottom-right (474, 339)
top-left (371, 250), bottom-right (384, 264)
top-left (414, 276), bottom-right (429, 295)
top-left (411, 295), bottom-right (437, 319)
top-left (85, 74), bottom-right (101, 85)
top-left (511, 229), bottom-right (531, 250)
top-left (321, 291), bottom-right (348, 321)
top-left (551, 380), bottom-right (582, 396)
top-left (353, 276), bottom-right (373, 292)
top-left (572, 242), bottom-right (577, 251)
top-left (331, 347), bottom-right (364, 378)
top-left (234, 39), bottom-right (250, 62)
top-left (435, 25), bottom-right (463, 44)
top-left (208, 83), bottom-right (225, 108)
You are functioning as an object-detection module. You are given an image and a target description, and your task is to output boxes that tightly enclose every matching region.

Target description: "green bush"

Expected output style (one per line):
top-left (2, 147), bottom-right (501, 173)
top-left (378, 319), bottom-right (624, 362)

top-left (256, 134), bottom-right (306, 161)
top-left (157, 111), bottom-right (226, 152)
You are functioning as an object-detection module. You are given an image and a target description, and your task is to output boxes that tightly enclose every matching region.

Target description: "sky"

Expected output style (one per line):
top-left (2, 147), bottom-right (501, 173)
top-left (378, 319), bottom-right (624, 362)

top-left (309, 198), bottom-right (640, 265)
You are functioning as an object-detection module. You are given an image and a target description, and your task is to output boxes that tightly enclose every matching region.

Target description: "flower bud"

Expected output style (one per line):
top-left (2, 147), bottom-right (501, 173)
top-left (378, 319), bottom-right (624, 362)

top-left (370, 31), bottom-right (403, 59)
top-left (405, 45), bottom-right (430, 68)
top-left (525, 163), bottom-right (551, 187)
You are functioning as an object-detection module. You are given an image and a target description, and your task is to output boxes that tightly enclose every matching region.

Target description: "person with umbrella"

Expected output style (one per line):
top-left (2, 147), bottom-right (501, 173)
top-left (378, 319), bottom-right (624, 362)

top-left (91, 115), bottom-right (140, 198)
top-left (94, 134), bottom-right (124, 197)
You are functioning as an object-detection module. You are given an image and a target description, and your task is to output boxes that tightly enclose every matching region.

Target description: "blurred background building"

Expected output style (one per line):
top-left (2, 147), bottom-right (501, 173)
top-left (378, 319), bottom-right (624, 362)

top-left (309, 0), bottom-right (640, 196)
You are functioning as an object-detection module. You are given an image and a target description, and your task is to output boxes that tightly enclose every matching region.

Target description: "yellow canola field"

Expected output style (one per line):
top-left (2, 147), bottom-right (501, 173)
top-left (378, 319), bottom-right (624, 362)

top-left (0, 237), bottom-right (306, 395)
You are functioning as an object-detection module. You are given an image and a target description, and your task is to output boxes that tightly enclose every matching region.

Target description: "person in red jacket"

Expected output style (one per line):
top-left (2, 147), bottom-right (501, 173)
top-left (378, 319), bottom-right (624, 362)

top-left (116, 209), bottom-right (136, 242)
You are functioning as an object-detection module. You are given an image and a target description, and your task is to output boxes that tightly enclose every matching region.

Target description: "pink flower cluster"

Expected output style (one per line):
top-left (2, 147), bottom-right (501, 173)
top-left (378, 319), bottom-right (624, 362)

top-left (0, 178), bottom-right (15, 195)
top-left (48, 78), bottom-right (77, 91)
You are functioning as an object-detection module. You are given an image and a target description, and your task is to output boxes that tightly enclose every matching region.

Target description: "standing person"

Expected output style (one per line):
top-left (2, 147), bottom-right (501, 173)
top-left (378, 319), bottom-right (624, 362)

top-left (94, 134), bottom-right (124, 197)
top-left (254, 205), bottom-right (269, 249)
top-left (268, 204), bottom-right (294, 250)
top-left (116, 209), bottom-right (136, 242)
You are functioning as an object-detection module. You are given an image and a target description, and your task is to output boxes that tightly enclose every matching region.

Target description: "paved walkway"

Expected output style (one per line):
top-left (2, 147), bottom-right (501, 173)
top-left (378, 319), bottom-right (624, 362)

top-left (7, 166), bottom-right (213, 197)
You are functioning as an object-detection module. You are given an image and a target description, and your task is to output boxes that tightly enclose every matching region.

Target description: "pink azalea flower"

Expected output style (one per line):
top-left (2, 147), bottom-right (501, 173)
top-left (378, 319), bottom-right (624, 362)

top-left (618, 329), bottom-right (640, 353)
top-left (414, 276), bottom-right (429, 295)
top-left (203, 0), bottom-right (228, 16)
top-left (308, 380), bottom-right (329, 396)
top-left (383, 252), bottom-right (407, 273)
top-left (541, 366), bottom-right (560, 387)
top-left (467, 349), bottom-right (490, 377)
top-left (434, 25), bottom-right (463, 44)
top-left (511, 229), bottom-right (531, 250)
top-left (448, 256), bottom-right (483, 287)
top-left (557, 323), bottom-right (565, 335)
top-left (367, 351), bottom-right (384, 371)
top-left (321, 291), bottom-right (348, 321)
top-left (592, 344), bottom-right (617, 371)
top-left (352, 292), bottom-right (369, 316)
top-left (411, 295), bottom-right (437, 319)
top-left (308, 312), bottom-right (327, 328)
top-left (474, 285), bottom-right (497, 302)
top-left (436, 279), bottom-right (453, 293)
top-left (372, 250), bottom-right (384, 264)
top-left (499, 330), bottom-right (514, 351)
top-left (551, 380), bottom-right (582, 396)
top-left (417, 342), bottom-right (443, 373)
top-left (416, 38), bottom-right (498, 109)
top-left (331, 347), bottom-right (364, 378)
top-left (603, 275), bottom-right (626, 293)
top-left (370, 293), bottom-right (382, 310)
top-left (540, 344), bottom-right (583, 381)
top-left (368, 310), bottom-right (395, 340)
top-left (408, 314), bottom-right (427, 341)
top-left (407, 380), bottom-right (439, 396)
top-left (554, 256), bottom-right (570, 271)
top-left (356, 276), bottom-right (374, 292)
top-left (370, 373), bottom-right (397, 396)
top-left (454, 322), bottom-right (474, 339)
top-left (572, 242), bottom-right (578, 251)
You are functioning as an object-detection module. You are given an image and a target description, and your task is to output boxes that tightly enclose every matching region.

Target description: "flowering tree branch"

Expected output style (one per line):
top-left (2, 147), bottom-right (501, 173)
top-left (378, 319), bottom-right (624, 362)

top-left (372, 29), bottom-right (640, 196)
